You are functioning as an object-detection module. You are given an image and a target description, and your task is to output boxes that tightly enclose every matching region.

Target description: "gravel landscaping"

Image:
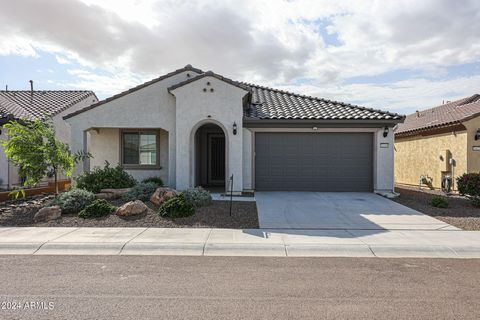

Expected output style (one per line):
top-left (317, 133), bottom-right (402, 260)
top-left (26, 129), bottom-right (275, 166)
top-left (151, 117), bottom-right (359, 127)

top-left (0, 196), bottom-right (259, 229)
top-left (393, 186), bottom-right (480, 230)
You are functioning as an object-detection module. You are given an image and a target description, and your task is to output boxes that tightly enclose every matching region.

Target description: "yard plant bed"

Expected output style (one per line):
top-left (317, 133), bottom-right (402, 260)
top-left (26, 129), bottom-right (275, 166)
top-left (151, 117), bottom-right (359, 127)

top-left (0, 198), bottom-right (259, 229)
top-left (393, 186), bottom-right (480, 230)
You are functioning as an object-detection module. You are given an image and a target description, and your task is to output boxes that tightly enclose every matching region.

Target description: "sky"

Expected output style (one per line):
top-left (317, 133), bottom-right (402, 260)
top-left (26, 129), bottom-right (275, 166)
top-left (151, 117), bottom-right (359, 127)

top-left (0, 0), bottom-right (479, 116)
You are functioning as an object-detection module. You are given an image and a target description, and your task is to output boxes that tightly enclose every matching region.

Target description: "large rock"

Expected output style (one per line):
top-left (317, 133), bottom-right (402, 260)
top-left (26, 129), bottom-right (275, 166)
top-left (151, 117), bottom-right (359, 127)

top-left (150, 187), bottom-right (178, 205)
top-left (116, 200), bottom-right (148, 217)
top-left (97, 188), bottom-right (130, 200)
top-left (34, 206), bottom-right (61, 222)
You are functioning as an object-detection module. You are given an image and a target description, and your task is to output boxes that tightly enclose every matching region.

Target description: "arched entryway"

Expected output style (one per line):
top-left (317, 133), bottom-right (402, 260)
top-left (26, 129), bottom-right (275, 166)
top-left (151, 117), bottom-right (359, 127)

top-left (193, 123), bottom-right (227, 190)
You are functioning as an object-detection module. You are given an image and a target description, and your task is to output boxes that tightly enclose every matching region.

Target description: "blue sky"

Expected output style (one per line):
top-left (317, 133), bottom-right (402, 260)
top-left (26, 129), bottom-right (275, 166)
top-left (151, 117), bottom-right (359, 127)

top-left (1, 0), bottom-right (479, 116)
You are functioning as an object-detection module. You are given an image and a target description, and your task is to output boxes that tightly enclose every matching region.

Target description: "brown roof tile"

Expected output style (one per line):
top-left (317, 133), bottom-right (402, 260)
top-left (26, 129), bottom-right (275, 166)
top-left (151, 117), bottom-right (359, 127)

top-left (395, 94), bottom-right (480, 136)
top-left (0, 90), bottom-right (97, 121)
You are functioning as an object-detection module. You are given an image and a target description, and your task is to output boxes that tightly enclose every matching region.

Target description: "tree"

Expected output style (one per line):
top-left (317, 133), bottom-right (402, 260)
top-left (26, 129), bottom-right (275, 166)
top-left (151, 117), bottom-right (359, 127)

top-left (1, 118), bottom-right (86, 195)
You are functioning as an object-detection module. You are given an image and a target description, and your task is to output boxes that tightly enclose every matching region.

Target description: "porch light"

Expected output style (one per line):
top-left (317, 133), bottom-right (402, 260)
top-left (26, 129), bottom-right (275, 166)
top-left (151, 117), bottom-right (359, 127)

top-left (383, 126), bottom-right (389, 138)
top-left (475, 129), bottom-right (480, 140)
top-left (233, 122), bottom-right (237, 135)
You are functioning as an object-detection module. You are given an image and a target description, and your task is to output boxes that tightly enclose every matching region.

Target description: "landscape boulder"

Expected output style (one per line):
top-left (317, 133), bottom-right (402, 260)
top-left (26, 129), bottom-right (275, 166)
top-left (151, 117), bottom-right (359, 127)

top-left (150, 187), bottom-right (178, 205)
top-left (34, 206), bottom-right (62, 222)
top-left (116, 200), bottom-right (148, 217)
top-left (96, 188), bottom-right (130, 200)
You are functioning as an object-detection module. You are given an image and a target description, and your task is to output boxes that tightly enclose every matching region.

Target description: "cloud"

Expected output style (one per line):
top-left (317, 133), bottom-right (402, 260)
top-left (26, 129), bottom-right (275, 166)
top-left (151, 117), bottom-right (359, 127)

top-left (0, 0), bottom-right (479, 114)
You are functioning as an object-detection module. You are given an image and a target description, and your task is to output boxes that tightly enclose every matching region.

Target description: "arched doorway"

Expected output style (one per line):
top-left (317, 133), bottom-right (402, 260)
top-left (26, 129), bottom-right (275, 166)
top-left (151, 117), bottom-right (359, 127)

top-left (193, 123), bottom-right (226, 190)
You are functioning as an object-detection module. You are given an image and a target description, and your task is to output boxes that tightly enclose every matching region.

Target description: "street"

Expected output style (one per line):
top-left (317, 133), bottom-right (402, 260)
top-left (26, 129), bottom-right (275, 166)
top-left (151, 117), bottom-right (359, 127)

top-left (0, 256), bottom-right (479, 319)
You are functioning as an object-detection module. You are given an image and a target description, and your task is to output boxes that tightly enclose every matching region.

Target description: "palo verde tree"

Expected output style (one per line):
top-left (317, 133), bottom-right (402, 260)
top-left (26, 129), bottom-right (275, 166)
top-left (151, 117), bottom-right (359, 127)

top-left (1, 118), bottom-right (87, 196)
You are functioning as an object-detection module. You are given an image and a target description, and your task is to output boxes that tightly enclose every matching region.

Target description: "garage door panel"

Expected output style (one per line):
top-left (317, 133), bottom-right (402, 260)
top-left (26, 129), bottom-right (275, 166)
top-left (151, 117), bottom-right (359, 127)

top-left (255, 132), bottom-right (373, 191)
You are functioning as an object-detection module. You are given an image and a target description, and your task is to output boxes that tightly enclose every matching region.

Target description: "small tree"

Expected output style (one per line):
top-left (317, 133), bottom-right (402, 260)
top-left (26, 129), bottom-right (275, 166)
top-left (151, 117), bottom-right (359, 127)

top-left (1, 118), bottom-right (86, 196)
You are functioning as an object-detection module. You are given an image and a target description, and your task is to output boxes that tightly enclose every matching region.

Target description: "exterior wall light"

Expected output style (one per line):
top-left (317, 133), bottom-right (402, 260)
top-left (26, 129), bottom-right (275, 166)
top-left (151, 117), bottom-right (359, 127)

top-left (475, 129), bottom-right (480, 140)
top-left (383, 126), bottom-right (389, 138)
top-left (233, 122), bottom-right (237, 135)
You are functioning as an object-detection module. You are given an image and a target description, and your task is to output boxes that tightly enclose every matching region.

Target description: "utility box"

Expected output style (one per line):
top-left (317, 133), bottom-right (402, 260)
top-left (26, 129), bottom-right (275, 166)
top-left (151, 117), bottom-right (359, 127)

top-left (443, 149), bottom-right (452, 172)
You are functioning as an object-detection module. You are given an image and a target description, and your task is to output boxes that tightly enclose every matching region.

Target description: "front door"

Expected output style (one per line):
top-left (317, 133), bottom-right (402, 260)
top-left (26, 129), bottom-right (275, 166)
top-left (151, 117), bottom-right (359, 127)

top-left (207, 133), bottom-right (225, 185)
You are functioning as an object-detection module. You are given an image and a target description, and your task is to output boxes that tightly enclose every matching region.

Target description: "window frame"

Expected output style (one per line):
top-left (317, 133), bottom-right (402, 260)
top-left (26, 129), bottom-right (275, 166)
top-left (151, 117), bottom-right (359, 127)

top-left (120, 129), bottom-right (161, 169)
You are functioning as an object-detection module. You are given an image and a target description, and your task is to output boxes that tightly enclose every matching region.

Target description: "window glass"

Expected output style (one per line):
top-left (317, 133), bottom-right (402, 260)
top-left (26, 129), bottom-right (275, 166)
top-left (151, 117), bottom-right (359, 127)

top-left (140, 134), bottom-right (157, 165)
top-left (122, 132), bottom-right (157, 165)
top-left (123, 133), bottom-right (140, 164)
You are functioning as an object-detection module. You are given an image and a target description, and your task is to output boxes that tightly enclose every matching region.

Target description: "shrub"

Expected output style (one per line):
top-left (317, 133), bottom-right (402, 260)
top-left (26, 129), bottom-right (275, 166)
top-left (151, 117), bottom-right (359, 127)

top-left (183, 187), bottom-right (212, 207)
top-left (457, 173), bottom-right (480, 206)
top-left (430, 195), bottom-right (449, 208)
top-left (142, 176), bottom-right (163, 186)
top-left (158, 193), bottom-right (195, 218)
top-left (75, 161), bottom-right (137, 193)
top-left (78, 199), bottom-right (117, 219)
top-left (122, 182), bottom-right (158, 202)
top-left (50, 188), bottom-right (96, 214)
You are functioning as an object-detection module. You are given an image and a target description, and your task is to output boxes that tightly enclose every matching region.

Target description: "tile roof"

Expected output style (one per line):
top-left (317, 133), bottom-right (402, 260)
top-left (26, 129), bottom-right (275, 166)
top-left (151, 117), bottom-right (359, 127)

top-left (0, 90), bottom-right (97, 121)
top-left (244, 83), bottom-right (403, 121)
top-left (64, 64), bottom-right (404, 123)
top-left (395, 94), bottom-right (480, 136)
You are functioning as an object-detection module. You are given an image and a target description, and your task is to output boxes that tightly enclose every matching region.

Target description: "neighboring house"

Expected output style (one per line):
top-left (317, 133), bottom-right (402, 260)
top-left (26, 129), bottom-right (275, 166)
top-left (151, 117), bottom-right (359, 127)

top-left (394, 94), bottom-right (480, 190)
top-left (0, 89), bottom-right (98, 189)
top-left (64, 65), bottom-right (404, 194)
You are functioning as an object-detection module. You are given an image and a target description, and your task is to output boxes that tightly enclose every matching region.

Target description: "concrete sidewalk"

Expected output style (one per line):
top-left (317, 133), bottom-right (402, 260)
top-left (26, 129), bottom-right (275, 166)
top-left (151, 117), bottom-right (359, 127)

top-left (0, 227), bottom-right (480, 258)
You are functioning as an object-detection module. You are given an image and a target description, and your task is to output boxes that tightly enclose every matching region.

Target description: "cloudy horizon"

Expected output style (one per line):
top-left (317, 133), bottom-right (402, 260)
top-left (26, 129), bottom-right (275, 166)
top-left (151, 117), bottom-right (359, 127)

top-left (1, 0), bottom-right (479, 115)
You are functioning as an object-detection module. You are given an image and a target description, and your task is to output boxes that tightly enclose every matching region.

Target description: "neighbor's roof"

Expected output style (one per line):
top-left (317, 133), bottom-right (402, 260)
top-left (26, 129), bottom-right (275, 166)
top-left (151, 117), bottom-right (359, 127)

top-left (64, 64), bottom-right (404, 122)
top-left (395, 94), bottom-right (480, 137)
top-left (0, 90), bottom-right (97, 121)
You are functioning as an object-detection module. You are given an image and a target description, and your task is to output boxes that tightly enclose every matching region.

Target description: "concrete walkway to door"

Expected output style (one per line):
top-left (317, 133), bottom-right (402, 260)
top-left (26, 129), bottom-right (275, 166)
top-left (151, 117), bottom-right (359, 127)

top-left (255, 192), bottom-right (458, 230)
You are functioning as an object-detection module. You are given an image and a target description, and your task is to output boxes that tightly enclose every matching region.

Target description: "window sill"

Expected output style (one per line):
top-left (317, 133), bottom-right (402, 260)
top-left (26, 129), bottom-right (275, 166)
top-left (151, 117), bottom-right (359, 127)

top-left (122, 165), bottom-right (163, 170)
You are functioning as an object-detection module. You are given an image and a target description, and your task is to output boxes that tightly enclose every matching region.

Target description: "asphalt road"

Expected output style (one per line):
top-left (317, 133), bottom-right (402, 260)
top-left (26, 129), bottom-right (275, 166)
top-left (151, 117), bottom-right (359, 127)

top-left (0, 256), bottom-right (479, 320)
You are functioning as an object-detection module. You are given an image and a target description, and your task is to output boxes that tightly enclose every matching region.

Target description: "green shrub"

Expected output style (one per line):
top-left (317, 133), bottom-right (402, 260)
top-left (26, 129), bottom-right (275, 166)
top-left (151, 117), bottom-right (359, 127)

top-left (142, 176), bottom-right (163, 186)
top-left (183, 187), bottom-right (212, 207)
top-left (122, 182), bottom-right (158, 202)
top-left (158, 193), bottom-right (195, 218)
top-left (75, 161), bottom-right (137, 193)
top-left (457, 173), bottom-right (480, 206)
top-left (430, 195), bottom-right (449, 208)
top-left (78, 199), bottom-right (117, 219)
top-left (50, 188), bottom-right (96, 214)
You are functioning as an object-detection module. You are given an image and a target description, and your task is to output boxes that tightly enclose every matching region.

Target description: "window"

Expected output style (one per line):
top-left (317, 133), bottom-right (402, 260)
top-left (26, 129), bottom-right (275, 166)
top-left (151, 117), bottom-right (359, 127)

top-left (122, 131), bottom-right (159, 167)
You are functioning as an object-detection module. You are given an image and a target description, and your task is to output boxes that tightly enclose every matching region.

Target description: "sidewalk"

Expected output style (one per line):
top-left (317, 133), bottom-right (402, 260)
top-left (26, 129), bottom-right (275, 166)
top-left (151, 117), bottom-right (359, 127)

top-left (1, 227), bottom-right (480, 258)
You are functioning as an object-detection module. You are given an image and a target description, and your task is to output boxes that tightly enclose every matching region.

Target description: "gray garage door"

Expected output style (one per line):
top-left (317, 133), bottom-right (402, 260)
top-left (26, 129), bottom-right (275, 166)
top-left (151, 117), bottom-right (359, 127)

top-left (255, 132), bottom-right (373, 191)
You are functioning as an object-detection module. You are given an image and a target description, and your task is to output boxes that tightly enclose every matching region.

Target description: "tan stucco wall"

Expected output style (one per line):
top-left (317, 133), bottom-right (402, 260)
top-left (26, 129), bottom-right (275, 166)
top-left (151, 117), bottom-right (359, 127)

top-left (395, 131), bottom-right (467, 189)
top-left (67, 70), bottom-right (201, 186)
top-left (170, 76), bottom-right (248, 192)
top-left (463, 117), bottom-right (480, 173)
top-left (88, 128), bottom-right (169, 183)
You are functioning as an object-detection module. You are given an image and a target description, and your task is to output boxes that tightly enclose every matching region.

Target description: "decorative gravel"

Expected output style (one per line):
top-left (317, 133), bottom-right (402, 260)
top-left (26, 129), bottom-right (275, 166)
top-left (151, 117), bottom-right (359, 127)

top-left (0, 197), bottom-right (259, 229)
top-left (393, 186), bottom-right (480, 230)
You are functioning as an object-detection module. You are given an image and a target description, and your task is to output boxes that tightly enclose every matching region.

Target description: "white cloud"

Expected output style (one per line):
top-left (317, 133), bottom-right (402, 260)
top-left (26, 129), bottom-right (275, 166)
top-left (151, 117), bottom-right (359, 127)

top-left (0, 0), bottom-right (479, 114)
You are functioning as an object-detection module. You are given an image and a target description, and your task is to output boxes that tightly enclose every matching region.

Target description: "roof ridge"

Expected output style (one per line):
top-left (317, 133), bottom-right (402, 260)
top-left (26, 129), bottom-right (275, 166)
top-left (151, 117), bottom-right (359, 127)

top-left (242, 82), bottom-right (401, 118)
top-left (64, 64), bottom-right (204, 120)
top-left (167, 70), bottom-right (249, 92)
top-left (413, 94), bottom-right (480, 115)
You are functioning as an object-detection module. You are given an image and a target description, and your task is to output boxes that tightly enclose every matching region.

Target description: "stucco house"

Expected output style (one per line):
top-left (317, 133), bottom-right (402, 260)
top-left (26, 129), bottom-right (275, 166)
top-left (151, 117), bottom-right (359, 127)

top-left (395, 94), bottom-right (480, 190)
top-left (0, 89), bottom-right (98, 189)
top-left (64, 65), bottom-right (404, 195)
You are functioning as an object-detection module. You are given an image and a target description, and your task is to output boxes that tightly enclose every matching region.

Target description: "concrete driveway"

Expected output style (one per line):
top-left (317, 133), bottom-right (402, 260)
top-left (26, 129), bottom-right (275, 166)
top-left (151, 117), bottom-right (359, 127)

top-left (255, 192), bottom-right (456, 230)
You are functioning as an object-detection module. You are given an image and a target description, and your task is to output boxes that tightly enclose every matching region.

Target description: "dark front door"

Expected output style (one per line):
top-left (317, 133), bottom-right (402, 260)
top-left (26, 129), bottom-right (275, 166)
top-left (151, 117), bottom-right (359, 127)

top-left (207, 133), bottom-right (225, 185)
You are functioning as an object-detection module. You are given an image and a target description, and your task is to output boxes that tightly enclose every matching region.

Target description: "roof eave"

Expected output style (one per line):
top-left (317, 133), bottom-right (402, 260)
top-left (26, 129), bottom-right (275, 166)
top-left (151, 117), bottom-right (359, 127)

top-left (63, 65), bottom-right (203, 120)
top-left (243, 118), bottom-right (404, 128)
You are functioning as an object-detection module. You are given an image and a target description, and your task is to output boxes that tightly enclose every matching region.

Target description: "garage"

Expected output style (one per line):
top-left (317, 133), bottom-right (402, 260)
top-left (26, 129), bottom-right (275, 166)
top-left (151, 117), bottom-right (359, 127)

top-left (254, 132), bottom-right (373, 191)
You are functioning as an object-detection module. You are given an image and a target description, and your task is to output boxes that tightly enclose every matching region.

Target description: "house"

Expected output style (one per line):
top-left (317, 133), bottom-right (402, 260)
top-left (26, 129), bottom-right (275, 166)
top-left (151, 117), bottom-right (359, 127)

top-left (0, 89), bottom-right (98, 189)
top-left (64, 65), bottom-right (404, 194)
top-left (394, 94), bottom-right (480, 190)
